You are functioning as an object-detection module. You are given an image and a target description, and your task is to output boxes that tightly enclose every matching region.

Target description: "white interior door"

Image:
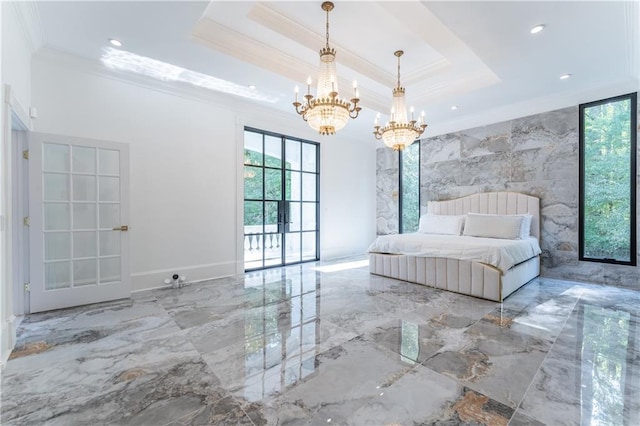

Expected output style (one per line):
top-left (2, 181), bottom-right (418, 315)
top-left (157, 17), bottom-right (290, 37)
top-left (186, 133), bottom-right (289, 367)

top-left (29, 133), bottom-right (130, 313)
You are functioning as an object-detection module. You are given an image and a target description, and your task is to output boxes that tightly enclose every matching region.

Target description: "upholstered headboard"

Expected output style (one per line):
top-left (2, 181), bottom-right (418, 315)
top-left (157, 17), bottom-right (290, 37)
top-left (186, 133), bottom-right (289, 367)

top-left (427, 192), bottom-right (540, 240)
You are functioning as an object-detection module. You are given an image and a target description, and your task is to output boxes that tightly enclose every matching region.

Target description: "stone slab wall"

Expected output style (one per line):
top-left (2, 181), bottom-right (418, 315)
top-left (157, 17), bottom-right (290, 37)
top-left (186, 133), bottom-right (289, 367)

top-left (376, 147), bottom-right (399, 235)
top-left (376, 104), bottom-right (640, 290)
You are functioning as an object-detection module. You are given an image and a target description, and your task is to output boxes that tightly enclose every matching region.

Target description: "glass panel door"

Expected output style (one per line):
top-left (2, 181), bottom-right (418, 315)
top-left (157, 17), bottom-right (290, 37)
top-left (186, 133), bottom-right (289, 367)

top-left (244, 129), bottom-right (319, 271)
top-left (30, 133), bottom-right (130, 313)
top-left (286, 139), bottom-right (318, 263)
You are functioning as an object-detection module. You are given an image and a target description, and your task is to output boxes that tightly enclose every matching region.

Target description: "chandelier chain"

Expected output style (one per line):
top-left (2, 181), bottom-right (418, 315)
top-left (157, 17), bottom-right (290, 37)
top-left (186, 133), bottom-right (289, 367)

top-left (325, 6), bottom-right (330, 48)
top-left (397, 53), bottom-right (401, 88)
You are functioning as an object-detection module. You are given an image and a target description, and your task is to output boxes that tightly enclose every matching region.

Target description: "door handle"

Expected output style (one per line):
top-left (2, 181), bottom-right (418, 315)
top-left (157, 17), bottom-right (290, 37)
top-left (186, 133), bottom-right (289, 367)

top-left (113, 225), bottom-right (129, 231)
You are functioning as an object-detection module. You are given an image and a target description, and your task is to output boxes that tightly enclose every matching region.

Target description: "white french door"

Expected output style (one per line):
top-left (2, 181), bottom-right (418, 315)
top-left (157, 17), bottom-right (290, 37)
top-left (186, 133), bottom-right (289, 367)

top-left (29, 133), bottom-right (130, 313)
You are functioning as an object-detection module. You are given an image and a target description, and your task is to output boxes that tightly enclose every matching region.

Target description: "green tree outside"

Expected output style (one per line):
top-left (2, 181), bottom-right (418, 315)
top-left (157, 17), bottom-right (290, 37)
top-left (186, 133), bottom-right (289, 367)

top-left (401, 141), bottom-right (420, 233)
top-left (244, 148), bottom-right (291, 229)
top-left (583, 97), bottom-right (633, 261)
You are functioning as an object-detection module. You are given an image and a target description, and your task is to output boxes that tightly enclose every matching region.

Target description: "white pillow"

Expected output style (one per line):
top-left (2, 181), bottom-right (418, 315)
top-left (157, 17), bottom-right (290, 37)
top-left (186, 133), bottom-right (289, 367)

top-left (519, 214), bottom-right (533, 239)
top-left (418, 214), bottom-right (465, 235)
top-left (463, 213), bottom-right (524, 239)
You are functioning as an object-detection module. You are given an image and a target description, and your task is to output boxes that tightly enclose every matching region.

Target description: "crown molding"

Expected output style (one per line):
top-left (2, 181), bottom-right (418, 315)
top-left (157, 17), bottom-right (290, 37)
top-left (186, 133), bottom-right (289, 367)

top-left (31, 48), bottom-right (373, 144)
top-left (412, 72), bottom-right (500, 105)
top-left (191, 16), bottom-right (389, 112)
top-left (192, 17), bottom-right (316, 84)
top-left (426, 79), bottom-right (640, 139)
top-left (403, 59), bottom-right (452, 86)
top-left (247, 2), bottom-right (396, 87)
top-left (247, 2), bottom-right (459, 90)
top-left (33, 47), bottom-right (281, 115)
top-left (378, 1), bottom-right (499, 89)
top-left (10, 0), bottom-right (45, 53)
top-left (194, 1), bottom-right (500, 116)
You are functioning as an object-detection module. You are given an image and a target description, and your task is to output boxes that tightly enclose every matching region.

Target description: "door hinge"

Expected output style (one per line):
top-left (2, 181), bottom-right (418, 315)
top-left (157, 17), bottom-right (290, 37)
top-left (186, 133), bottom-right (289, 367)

top-left (24, 283), bottom-right (30, 292)
top-left (23, 216), bottom-right (30, 227)
top-left (22, 150), bottom-right (29, 160)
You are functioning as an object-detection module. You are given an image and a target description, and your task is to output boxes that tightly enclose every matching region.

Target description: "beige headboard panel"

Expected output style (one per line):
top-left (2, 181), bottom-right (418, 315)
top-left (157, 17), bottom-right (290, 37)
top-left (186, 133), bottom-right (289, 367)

top-left (427, 192), bottom-right (540, 240)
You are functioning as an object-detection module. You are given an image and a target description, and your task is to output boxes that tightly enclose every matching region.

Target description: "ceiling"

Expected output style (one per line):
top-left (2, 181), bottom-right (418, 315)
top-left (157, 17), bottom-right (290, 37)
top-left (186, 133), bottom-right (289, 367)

top-left (33, 1), bottom-right (640, 139)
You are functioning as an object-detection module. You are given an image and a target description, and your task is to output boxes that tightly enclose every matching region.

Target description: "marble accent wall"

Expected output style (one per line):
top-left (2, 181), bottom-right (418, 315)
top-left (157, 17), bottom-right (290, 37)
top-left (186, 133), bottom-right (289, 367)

top-left (376, 104), bottom-right (640, 290)
top-left (376, 148), bottom-right (399, 235)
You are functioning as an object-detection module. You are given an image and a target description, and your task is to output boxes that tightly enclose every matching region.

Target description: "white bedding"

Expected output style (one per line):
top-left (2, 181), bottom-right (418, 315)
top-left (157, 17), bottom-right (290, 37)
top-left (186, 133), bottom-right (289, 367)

top-left (367, 233), bottom-right (541, 272)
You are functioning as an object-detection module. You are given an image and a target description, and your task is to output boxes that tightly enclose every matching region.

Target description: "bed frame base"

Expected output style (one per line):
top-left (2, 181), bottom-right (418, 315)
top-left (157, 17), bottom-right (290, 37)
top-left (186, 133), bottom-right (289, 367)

top-left (369, 254), bottom-right (540, 302)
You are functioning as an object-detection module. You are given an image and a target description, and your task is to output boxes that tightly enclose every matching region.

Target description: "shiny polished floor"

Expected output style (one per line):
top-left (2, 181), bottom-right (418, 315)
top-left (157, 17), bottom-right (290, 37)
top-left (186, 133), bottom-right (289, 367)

top-left (2, 259), bottom-right (639, 425)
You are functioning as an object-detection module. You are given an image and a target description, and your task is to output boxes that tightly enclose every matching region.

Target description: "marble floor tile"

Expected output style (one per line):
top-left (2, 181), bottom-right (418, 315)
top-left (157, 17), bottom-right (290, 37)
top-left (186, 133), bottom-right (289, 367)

top-left (508, 410), bottom-right (545, 425)
top-left (2, 259), bottom-right (639, 426)
top-left (480, 293), bottom-right (578, 342)
top-left (518, 295), bottom-right (640, 426)
top-left (233, 335), bottom-right (514, 426)
top-left (1, 299), bottom-right (252, 426)
top-left (423, 319), bottom-right (552, 409)
top-left (363, 317), bottom-right (470, 364)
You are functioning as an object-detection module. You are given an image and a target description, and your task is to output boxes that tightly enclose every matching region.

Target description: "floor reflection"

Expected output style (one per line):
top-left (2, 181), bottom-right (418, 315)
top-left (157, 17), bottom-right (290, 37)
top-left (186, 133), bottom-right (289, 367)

top-left (243, 267), bottom-right (321, 402)
top-left (5, 262), bottom-right (640, 425)
top-left (579, 303), bottom-right (638, 425)
top-left (401, 320), bottom-right (419, 365)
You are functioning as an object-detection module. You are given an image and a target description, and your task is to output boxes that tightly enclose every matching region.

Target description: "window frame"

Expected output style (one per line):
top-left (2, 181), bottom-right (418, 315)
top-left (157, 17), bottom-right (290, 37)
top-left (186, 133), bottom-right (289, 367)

top-left (578, 92), bottom-right (637, 266)
top-left (399, 141), bottom-right (421, 234)
top-left (243, 127), bottom-right (320, 271)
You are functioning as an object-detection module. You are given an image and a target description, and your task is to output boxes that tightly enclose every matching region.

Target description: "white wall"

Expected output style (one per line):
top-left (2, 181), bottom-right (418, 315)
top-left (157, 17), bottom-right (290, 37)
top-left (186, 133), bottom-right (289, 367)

top-left (1, 0), bottom-right (7, 366)
top-left (31, 51), bottom-right (377, 291)
top-left (1, 0), bottom-right (35, 366)
top-left (2, 2), bottom-right (33, 114)
top-left (320, 137), bottom-right (377, 259)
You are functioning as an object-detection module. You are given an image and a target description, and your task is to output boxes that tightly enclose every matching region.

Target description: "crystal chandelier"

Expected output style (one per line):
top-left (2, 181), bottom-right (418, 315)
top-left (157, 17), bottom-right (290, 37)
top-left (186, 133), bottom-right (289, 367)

top-left (293, 2), bottom-right (361, 135)
top-left (373, 50), bottom-right (427, 151)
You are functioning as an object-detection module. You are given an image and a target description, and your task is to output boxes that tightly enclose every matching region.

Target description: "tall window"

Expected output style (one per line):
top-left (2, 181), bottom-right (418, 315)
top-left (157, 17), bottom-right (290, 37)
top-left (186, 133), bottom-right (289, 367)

top-left (400, 141), bottom-right (420, 233)
top-left (579, 92), bottom-right (637, 265)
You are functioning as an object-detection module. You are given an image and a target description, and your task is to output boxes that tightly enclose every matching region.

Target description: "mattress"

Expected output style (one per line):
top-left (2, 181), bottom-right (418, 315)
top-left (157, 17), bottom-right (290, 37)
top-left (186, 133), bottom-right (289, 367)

top-left (367, 233), bottom-right (541, 272)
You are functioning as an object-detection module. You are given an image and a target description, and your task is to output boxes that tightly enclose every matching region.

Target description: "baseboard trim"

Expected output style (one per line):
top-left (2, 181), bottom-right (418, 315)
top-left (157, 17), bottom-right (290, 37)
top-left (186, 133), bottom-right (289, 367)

top-left (1, 315), bottom-right (18, 368)
top-left (131, 261), bottom-right (240, 292)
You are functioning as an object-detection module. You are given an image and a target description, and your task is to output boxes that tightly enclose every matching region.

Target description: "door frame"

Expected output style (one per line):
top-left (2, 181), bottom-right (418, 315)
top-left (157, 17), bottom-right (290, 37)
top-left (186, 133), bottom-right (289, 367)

top-left (2, 84), bottom-right (32, 362)
top-left (11, 122), bottom-right (29, 315)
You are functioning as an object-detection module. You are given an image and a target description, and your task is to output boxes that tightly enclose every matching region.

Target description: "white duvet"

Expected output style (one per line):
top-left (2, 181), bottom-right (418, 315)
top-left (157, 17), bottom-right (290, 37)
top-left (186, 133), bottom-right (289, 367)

top-left (367, 233), bottom-right (542, 272)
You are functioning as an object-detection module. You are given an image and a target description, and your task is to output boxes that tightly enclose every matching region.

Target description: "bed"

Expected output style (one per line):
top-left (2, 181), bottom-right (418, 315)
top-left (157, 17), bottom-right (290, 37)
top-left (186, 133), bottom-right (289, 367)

top-left (368, 192), bottom-right (541, 302)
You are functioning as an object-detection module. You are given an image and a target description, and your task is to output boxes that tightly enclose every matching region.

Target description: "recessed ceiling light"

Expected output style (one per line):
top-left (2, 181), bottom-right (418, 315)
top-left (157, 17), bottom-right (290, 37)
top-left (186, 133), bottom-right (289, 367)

top-left (560, 73), bottom-right (572, 80)
top-left (248, 85), bottom-right (256, 90)
top-left (109, 38), bottom-right (123, 47)
top-left (530, 24), bottom-right (545, 34)
top-left (451, 105), bottom-right (458, 111)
